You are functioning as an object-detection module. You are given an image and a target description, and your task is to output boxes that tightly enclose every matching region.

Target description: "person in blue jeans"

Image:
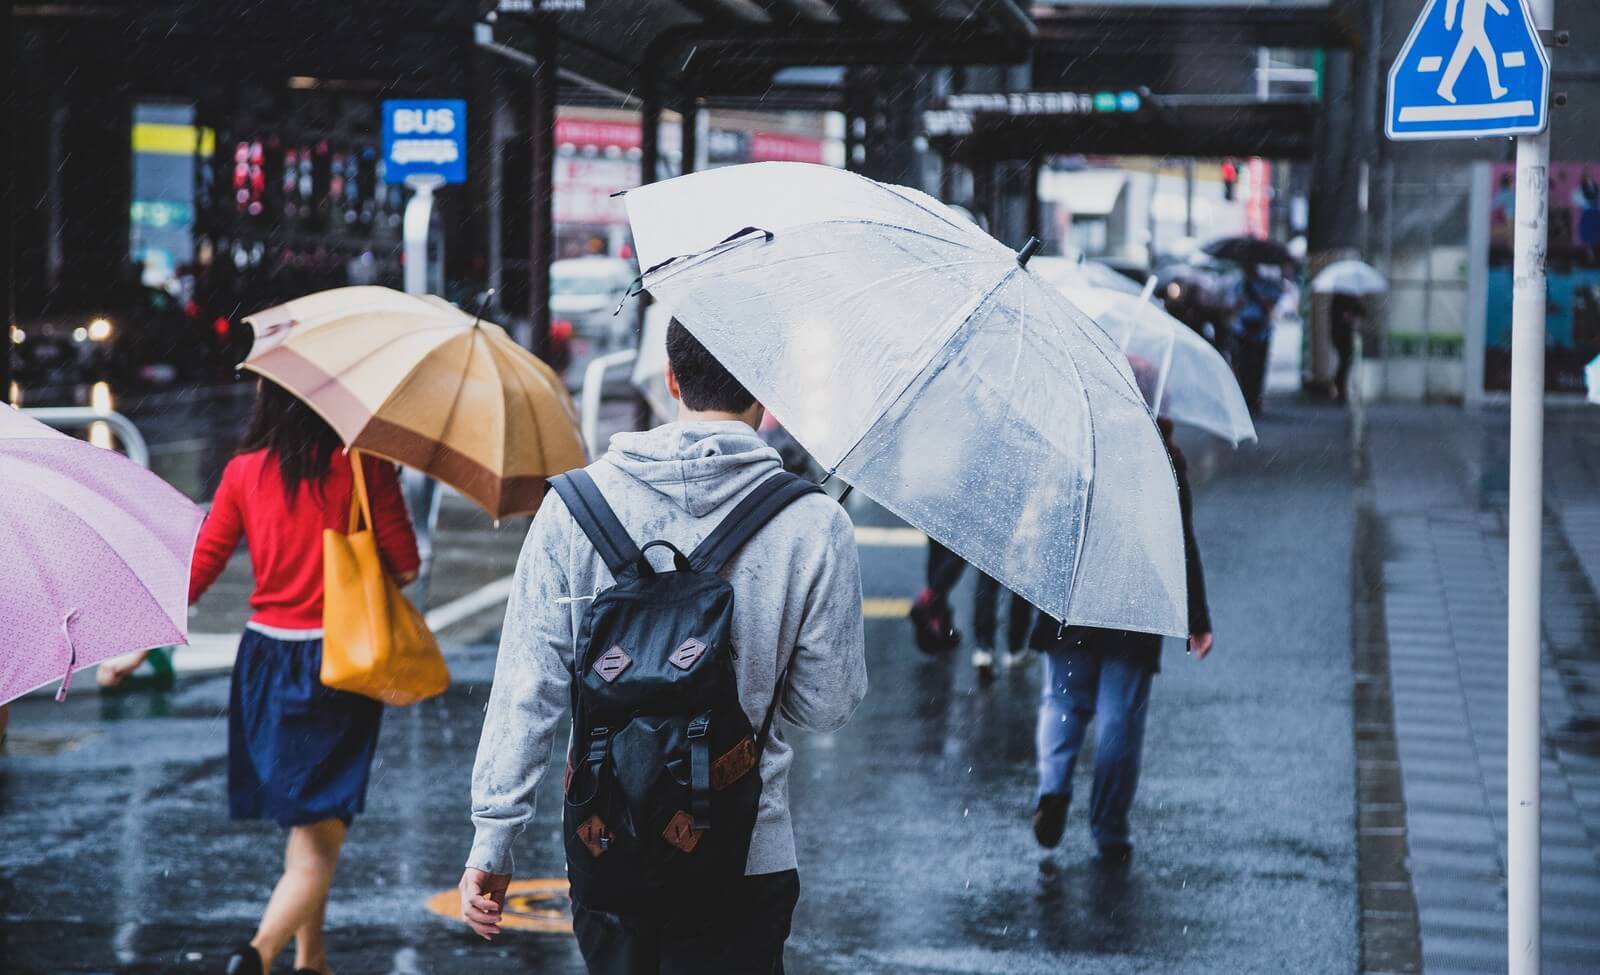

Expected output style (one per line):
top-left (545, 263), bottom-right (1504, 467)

top-left (1029, 418), bottom-right (1214, 861)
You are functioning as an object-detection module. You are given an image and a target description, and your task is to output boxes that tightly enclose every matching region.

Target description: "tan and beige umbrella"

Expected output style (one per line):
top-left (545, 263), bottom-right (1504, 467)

top-left (242, 286), bottom-right (586, 519)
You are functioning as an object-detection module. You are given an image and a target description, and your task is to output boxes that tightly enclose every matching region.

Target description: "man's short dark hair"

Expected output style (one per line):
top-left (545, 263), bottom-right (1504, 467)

top-left (666, 318), bottom-right (756, 413)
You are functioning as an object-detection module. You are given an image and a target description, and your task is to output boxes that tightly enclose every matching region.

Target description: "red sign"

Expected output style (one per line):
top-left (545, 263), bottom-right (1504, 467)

top-left (555, 118), bottom-right (641, 151)
top-left (554, 157), bottom-right (632, 225)
top-left (1244, 157), bottom-right (1271, 240)
top-left (749, 132), bottom-right (824, 164)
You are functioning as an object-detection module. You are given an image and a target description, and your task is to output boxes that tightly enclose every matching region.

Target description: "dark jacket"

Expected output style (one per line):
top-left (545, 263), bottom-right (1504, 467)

top-left (1029, 423), bottom-right (1210, 672)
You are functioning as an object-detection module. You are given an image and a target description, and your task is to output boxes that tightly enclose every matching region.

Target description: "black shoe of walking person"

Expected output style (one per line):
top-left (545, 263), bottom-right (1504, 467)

top-left (223, 944), bottom-right (263, 975)
top-left (1094, 842), bottom-right (1134, 867)
top-left (1032, 794), bottom-right (1068, 849)
top-left (909, 588), bottom-right (960, 655)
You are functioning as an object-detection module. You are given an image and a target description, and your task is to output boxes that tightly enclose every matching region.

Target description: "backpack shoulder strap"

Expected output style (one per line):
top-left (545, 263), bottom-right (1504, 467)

top-left (548, 470), bottom-right (642, 579)
top-left (689, 471), bottom-right (823, 574)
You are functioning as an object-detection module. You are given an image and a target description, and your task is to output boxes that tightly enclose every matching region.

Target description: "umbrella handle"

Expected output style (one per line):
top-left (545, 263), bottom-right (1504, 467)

top-left (54, 609), bottom-right (79, 703)
top-left (620, 226), bottom-right (777, 315)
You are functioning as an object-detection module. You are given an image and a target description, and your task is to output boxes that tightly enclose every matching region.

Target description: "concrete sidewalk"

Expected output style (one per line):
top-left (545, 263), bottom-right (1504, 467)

top-left (1364, 404), bottom-right (1600, 973)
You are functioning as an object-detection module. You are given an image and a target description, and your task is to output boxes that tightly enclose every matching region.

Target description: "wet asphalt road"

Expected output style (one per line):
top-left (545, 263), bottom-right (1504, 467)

top-left (1, 399), bottom-right (1357, 974)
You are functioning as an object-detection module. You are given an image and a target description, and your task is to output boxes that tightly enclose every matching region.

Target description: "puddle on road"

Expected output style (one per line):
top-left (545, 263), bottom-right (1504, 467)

top-left (2, 730), bottom-right (102, 756)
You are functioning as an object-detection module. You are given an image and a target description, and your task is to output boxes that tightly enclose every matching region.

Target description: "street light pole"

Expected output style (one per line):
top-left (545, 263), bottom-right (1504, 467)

top-left (1507, 1), bottom-right (1553, 970)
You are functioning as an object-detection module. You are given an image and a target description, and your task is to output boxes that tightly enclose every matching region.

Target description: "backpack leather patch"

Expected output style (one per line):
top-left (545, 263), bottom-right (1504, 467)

top-left (592, 645), bottom-right (631, 683)
top-left (577, 815), bottom-right (611, 857)
top-left (711, 736), bottom-right (757, 791)
top-left (669, 638), bottom-right (707, 670)
top-left (662, 810), bottom-right (702, 853)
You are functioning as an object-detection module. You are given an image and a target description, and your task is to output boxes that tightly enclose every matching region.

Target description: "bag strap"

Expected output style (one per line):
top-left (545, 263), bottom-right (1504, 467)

top-left (346, 450), bottom-right (375, 534)
top-left (689, 472), bottom-right (821, 574)
top-left (549, 470), bottom-right (643, 580)
top-left (756, 655), bottom-right (793, 754)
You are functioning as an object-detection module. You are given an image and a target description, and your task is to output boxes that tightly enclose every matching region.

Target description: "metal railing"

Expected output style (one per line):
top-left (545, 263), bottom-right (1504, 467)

top-left (579, 349), bottom-right (640, 459)
top-left (23, 407), bottom-right (151, 469)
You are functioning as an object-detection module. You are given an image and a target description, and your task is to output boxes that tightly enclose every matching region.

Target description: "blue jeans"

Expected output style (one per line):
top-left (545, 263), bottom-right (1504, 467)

top-left (1036, 648), bottom-right (1154, 848)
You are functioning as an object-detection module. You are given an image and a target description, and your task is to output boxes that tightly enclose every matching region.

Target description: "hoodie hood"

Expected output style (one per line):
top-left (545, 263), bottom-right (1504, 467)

top-left (602, 420), bottom-right (783, 518)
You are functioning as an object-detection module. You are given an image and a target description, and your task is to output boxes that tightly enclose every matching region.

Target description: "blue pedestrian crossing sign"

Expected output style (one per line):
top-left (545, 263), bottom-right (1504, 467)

top-left (1387, 0), bottom-right (1549, 140)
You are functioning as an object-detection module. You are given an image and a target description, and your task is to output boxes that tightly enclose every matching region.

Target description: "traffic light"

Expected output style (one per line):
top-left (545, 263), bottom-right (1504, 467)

top-left (1221, 159), bottom-right (1238, 202)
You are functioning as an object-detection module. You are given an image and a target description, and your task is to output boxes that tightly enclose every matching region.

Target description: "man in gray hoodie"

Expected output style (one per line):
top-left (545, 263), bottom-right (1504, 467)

top-left (460, 320), bottom-right (867, 972)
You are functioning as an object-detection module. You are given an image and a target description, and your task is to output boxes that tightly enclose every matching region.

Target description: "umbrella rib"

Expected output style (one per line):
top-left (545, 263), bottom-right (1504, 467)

top-left (247, 319), bottom-right (468, 381)
top-left (0, 473), bottom-right (182, 647)
top-left (642, 218), bottom-right (993, 291)
top-left (827, 263), bottom-right (1021, 478)
top-left (838, 167), bottom-right (986, 239)
top-left (414, 328), bottom-right (480, 482)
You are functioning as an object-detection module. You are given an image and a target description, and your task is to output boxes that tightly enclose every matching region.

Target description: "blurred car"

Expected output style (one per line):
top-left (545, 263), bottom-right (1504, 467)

top-left (11, 287), bottom-right (228, 391)
top-left (550, 255), bottom-right (637, 388)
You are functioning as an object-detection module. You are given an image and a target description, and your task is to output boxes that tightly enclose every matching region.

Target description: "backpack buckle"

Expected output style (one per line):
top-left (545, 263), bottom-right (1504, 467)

top-left (687, 715), bottom-right (709, 740)
top-left (586, 726), bottom-right (610, 768)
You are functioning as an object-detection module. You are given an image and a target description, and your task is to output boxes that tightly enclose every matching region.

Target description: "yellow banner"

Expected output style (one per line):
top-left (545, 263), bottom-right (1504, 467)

top-left (132, 123), bottom-right (216, 157)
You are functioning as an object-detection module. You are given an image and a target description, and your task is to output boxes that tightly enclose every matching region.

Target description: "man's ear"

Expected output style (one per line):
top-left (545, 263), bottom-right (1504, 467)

top-left (665, 363), bottom-right (682, 402)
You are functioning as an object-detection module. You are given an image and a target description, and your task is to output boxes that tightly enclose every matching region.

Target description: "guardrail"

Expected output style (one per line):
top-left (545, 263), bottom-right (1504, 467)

top-left (579, 349), bottom-right (640, 459)
top-left (24, 407), bottom-right (152, 469)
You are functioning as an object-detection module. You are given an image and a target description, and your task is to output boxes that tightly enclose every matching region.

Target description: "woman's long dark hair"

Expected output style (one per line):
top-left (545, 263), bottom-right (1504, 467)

top-left (239, 378), bottom-right (344, 499)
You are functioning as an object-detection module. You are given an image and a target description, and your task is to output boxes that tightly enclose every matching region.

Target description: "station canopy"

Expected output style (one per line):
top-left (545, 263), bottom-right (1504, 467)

top-left (488, 0), bottom-right (1034, 106)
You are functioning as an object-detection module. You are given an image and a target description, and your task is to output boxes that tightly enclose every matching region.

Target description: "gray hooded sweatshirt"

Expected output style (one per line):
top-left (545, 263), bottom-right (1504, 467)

top-left (468, 420), bottom-right (867, 878)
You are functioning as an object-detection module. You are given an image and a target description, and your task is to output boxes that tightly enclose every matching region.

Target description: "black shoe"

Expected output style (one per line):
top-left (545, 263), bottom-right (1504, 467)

top-left (909, 589), bottom-right (961, 656)
top-left (1094, 842), bottom-right (1134, 866)
top-left (224, 945), bottom-right (263, 975)
top-left (1032, 794), bottom-right (1068, 849)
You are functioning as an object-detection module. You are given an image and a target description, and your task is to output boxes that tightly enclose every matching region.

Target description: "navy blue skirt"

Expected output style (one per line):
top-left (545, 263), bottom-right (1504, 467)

top-left (228, 629), bottom-right (383, 828)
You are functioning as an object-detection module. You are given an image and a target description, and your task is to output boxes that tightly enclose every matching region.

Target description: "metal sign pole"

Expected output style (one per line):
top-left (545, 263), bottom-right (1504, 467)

top-left (1507, 1), bottom-right (1553, 968)
top-left (401, 173), bottom-right (445, 608)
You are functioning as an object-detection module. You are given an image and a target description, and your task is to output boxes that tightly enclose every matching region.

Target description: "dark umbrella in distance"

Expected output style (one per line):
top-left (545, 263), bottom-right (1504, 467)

top-left (1203, 236), bottom-right (1294, 269)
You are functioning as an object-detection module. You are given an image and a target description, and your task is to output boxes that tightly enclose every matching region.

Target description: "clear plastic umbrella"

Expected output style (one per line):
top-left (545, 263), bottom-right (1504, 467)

top-left (625, 162), bottom-right (1186, 636)
top-left (1586, 354), bottom-right (1600, 405)
top-left (1056, 285), bottom-right (1257, 446)
top-left (1029, 255), bottom-right (1146, 296)
top-left (631, 304), bottom-right (674, 422)
top-left (1311, 259), bottom-right (1387, 296)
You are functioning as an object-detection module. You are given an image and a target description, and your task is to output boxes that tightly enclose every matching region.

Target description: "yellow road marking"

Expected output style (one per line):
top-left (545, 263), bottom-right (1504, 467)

top-left (425, 877), bottom-right (572, 934)
top-left (863, 597), bottom-right (912, 618)
top-left (854, 525), bottom-right (926, 547)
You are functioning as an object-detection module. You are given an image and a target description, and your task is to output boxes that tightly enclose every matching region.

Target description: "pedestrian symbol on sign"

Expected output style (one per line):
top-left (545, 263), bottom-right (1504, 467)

top-left (1386, 0), bottom-right (1549, 140)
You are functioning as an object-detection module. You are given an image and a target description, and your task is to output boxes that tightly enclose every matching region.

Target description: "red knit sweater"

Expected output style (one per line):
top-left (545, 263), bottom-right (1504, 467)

top-left (189, 449), bottom-right (421, 630)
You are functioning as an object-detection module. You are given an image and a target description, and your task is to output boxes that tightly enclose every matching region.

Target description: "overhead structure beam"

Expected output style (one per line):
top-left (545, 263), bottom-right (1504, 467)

top-left (759, 0), bottom-right (816, 28)
top-left (1034, 6), bottom-right (1355, 51)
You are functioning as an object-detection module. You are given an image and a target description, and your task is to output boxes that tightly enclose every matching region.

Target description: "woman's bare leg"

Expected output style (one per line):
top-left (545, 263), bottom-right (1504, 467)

top-left (250, 819), bottom-right (346, 970)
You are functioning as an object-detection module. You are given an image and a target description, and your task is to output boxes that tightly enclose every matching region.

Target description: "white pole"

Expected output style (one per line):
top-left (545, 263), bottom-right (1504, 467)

top-left (1508, 1), bottom-right (1552, 969)
top-left (400, 173), bottom-right (445, 607)
top-left (402, 175), bottom-right (443, 296)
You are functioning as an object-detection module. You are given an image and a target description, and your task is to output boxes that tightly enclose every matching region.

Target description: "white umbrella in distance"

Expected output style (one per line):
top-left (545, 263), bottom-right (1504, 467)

top-left (1311, 259), bottom-right (1387, 296)
top-left (625, 162), bottom-right (1186, 637)
top-left (1058, 285), bottom-right (1257, 446)
top-left (1585, 354), bottom-right (1600, 406)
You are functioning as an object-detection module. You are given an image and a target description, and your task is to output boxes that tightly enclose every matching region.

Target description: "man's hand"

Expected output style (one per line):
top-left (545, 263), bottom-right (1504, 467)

top-left (1189, 632), bottom-right (1214, 660)
top-left (459, 867), bottom-right (512, 940)
top-left (97, 650), bottom-right (150, 688)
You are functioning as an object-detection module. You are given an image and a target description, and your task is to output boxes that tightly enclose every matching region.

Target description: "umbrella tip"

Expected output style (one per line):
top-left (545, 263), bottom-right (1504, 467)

top-left (1016, 237), bottom-right (1042, 268)
top-left (472, 289), bottom-right (496, 327)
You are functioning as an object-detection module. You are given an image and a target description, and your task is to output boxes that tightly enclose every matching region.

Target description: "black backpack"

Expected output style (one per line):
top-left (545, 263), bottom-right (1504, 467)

top-left (548, 468), bottom-right (821, 916)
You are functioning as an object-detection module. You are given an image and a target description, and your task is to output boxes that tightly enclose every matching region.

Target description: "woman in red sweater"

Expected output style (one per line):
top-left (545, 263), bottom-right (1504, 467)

top-left (102, 380), bottom-right (419, 975)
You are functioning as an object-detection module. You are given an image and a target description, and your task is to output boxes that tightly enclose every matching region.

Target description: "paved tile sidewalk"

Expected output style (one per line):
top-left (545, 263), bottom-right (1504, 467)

top-left (1368, 405), bottom-right (1600, 973)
